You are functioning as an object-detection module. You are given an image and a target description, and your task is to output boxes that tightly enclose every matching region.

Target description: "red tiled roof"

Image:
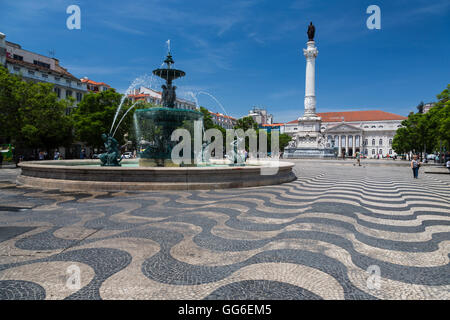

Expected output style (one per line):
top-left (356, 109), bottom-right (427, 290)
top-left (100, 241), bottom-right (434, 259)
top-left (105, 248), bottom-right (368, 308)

top-left (287, 110), bottom-right (406, 124)
top-left (261, 123), bottom-right (283, 127)
top-left (81, 78), bottom-right (111, 87)
top-left (128, 94), bottom-right (150, 98)
top-left (209, 111), bottom-right (236, 121)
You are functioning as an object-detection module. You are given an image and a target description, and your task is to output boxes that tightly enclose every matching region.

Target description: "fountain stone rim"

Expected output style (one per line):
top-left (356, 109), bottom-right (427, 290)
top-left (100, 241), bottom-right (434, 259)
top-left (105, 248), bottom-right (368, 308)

top-left (16, 160), bottom-right (297, 191)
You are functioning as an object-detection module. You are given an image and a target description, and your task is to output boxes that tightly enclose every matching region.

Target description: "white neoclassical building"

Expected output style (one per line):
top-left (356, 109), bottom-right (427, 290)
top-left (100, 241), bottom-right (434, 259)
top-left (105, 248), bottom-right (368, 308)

top-left (285, 110), bottom-right (407, 158)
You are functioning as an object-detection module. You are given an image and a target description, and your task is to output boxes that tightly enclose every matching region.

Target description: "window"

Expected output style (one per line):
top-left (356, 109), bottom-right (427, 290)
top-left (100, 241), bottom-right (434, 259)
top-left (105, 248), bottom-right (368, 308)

top-left (371, 126), bottom-right (376, 128)
top-left (54, 87), bottom-right (61, 98)
top-left (364, 139), bottom-right (368, 146)
top-left (28, 70), bottom-right (35, 75)
top-left (379, 139), bottom-right (383, 146)
top-left (55, 77), bottom-right (60, 82)
top-left (389, 149), bottom-right (392, 155)
top-left (33, 60), bottom-right (50, 69)
top-left (42, 73), bottom-right (48, 78)
top-left (364, 125), bottom-right (369, 128)
top-left (66, 79), bottom-right (71, 85)
top-left (66, 90), bottom-right (72, 98)
top-left (379, 125), bottom-right (383, 128)
top-left (13, 54), bottom-right (23, 61)
top-left (397, 125), bottom-right (402, 128)
top-left (372, 149), bottom-right (375, 155)
top-left (372, 139), bottom-right (375, 146)
top-left (76, 92), bottom-right (83, 102)
top-left (389, 139), bottom-right (392, 145)
top-left (13, 66), bottom-right (20, 72)
top-left (379, 149), bottom-right (383, 154)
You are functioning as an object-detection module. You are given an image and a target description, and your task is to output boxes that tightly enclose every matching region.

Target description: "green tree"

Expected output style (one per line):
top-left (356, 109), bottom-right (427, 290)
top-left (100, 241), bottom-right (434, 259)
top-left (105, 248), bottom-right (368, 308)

top-left (199, 106), bottom-right (226, 147)
top-left (392, 84), bottom-right (450, 156)
top-left (432, 84), bottom-right (450, 151)
top-left (0, 66), bottom-right (74, 160)
top-left (234, 116), bottom-right (259, 131)
top-left (278, 133), bottom-right (291, 151)
top-left (72, 90), bottom-right (134, 150)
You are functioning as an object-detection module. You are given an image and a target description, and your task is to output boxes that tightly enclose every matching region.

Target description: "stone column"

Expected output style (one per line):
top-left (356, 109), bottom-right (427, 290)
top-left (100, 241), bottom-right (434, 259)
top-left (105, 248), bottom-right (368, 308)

top-left (303, 41), bottom-right (318, 117)
top-left (345, 136), bottom-right (349, 156)
top-left (338, 135), bottom-right (342, 156)
top-left (353, 135), bottom-right (356, 157)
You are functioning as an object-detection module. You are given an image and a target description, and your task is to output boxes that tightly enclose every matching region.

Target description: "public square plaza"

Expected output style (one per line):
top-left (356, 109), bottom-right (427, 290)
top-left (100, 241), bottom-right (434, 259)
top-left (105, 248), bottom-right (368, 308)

top-left (0, 160), bottom-right (449, 300)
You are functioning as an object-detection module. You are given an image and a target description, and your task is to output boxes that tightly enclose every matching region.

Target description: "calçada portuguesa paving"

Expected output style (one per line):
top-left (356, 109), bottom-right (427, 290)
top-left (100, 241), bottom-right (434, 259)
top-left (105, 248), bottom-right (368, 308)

top-left (0, 160), bottom-right (449, 300)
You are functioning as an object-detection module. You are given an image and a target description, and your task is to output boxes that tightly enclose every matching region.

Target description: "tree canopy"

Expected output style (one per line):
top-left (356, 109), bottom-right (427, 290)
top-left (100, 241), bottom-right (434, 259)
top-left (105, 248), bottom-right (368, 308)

top-left (72, 90), bottom-right (137, 150)
top-left (392, 84), bottom-right (450, 155)
top-left (0, 66), bottom-right (74, 158)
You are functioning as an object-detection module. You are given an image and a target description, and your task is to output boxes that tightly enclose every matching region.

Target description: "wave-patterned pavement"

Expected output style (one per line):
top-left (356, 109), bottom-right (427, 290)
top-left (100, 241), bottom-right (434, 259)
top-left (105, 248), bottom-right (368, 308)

top-left (0, 162), bottom-right (449, 300)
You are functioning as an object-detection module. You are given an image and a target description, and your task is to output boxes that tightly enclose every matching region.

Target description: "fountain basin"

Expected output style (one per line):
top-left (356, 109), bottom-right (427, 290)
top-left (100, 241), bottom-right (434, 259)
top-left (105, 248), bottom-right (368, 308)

top-left (17, 160), bottom-right (297, 191)
top-left (135, 107), bottom-right (203, 166)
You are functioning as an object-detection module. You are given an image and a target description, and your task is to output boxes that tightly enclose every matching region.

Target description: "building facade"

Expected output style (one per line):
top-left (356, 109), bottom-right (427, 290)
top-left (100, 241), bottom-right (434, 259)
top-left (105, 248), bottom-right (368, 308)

top-left (128, 87), bottom-right (197, 111)
top-left (210, 112), bottom-right (237, 129)
top-left (423, 103), bottom-right (435, 114)
top-left (285, 110), bottom-right (407, 158)
top-left (260, 123), bottom-right (285, 134)
top-left (81, 77), bottom-right (111, 93)
top-left (248, 107), bottom-right (273, 125)
top-left (0, 32), bottom-right (87, 112)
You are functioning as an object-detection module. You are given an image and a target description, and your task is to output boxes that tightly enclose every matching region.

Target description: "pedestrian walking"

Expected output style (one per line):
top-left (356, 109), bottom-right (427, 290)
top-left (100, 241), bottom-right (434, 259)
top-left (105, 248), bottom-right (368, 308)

top-left (446, 160), bottom-right (450, 173)
top-left (54, 151), bottom-right (60, 160)
top-left (411, 155), bottom-right (421, 179)
top-left (356, 151), bottom-right (361, 166)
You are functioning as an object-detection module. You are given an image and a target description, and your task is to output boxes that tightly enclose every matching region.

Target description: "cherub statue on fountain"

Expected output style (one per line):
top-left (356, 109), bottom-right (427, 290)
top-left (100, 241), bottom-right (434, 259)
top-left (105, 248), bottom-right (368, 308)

top-left (99, 133), bottom-right (122, 167)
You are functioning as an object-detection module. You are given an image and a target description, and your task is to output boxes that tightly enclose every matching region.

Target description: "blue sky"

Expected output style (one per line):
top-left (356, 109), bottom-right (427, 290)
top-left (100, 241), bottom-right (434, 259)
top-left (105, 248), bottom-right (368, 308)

top-left (1, 0), bottom-right (449, 121)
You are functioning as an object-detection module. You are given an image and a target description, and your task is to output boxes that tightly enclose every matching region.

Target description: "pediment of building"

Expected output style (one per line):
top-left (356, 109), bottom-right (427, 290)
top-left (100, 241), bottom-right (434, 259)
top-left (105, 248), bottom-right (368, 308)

top-left (325, 123), bottom-right (361, 133)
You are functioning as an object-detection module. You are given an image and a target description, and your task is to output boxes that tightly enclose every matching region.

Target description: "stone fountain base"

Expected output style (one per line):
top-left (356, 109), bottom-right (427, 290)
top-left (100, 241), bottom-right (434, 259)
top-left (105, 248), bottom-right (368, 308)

top-left (17, 160), bottom-right (296, 191)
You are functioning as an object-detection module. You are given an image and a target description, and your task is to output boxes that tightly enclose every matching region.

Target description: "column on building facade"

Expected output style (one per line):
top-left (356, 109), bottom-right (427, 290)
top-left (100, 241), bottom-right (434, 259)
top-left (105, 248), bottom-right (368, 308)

top-left (345, 135), bottom-right (349, 156)
top-left (352, 135), bottom-right (356, 157)
top-left (338, 135), bottom-right (342, 156)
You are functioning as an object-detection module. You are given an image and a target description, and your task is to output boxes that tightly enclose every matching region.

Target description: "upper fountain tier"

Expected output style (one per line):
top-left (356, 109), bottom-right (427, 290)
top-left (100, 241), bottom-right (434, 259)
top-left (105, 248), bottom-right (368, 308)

top-left (152, 53), bottom-right (185, 82)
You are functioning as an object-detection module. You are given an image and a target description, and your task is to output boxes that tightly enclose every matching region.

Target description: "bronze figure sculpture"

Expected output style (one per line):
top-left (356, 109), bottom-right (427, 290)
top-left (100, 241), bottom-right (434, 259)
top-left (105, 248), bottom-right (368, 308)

top-left (307, 22), bottom-right (315, 41)
top-left (99, 133), bottom-right (122, 167)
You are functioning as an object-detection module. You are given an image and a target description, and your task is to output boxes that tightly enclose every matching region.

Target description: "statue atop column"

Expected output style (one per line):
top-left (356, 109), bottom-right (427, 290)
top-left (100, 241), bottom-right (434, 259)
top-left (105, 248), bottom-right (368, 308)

top-left (307, 22), bottom-right (315, 41)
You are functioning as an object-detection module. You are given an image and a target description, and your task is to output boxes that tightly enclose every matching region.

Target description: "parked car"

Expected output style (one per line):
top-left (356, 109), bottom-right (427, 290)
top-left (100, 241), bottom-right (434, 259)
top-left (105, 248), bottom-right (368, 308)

top-left (122, 152), bottom-right (133, 159)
